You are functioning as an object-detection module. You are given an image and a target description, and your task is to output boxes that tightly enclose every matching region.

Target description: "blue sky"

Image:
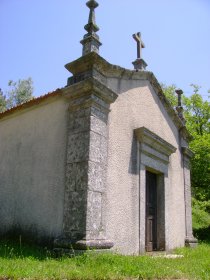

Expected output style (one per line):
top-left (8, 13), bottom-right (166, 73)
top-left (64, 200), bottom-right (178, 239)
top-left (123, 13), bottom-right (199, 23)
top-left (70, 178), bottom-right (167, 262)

top-left (0, 0), bottom-right (210, 99)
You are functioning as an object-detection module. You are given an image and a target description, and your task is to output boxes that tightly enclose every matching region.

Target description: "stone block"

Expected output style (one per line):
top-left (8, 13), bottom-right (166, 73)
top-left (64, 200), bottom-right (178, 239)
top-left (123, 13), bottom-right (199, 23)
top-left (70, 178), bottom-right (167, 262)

top-left (89, 132), bottom-right (102, 163)
top-left (63, 191), bottom-right (87, 232)
top-left (90, 115), bottom-right (107, 137)
top-left (66, 162), bottom-right (88, 192)
top-left (99, 136), bottom-right (108, 163)
top-left (68, 115), bottom-right (90, 134)
top-left (88, 161), bottom-right (105, 192)
top-left (91, 106), bottom-right (108, 123)
top-left (67, 132), bottom-right (90, 163)
top-left (86, 191), bottom-right (102, 232)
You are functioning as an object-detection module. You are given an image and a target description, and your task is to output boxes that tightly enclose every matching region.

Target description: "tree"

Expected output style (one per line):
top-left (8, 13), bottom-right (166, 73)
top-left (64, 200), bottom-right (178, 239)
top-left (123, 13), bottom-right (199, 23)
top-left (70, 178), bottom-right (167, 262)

top-left (0, 78), bottom-right (34, 112)
top-left (0, 88), bottom-right (7, 113)
top-left (190, 133), bottom-right (210, 201)
top-left (161, 83), bottom-right (177, 107)
top-left (6, 78), bottom-right (34, 109)
top-left (183, 85), bottom-right (210, 136)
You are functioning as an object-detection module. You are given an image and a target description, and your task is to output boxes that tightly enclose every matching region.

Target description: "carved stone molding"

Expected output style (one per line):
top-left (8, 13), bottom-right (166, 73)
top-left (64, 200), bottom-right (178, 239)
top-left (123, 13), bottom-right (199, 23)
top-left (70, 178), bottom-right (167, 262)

top-left (182, 147), bottom-right (194, 160)
top-left (135, 127), bottom-right (177, 165)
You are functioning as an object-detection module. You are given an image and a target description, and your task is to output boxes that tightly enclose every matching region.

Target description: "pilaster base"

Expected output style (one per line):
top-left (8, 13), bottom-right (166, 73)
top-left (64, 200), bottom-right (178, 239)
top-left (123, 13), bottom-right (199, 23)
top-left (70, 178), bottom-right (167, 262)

top-left (185, 236), bottom-right (198, 248)
top-left (54, 238), bottom-right (114, 252)
top-left (54, 247), bottom-right (112, 257)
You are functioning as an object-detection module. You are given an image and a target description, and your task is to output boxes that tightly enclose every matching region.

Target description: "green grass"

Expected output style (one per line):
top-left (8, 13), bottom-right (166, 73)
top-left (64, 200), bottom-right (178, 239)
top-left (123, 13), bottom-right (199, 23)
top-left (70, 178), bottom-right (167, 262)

top-left (0, 239), bottom-right (210, 280)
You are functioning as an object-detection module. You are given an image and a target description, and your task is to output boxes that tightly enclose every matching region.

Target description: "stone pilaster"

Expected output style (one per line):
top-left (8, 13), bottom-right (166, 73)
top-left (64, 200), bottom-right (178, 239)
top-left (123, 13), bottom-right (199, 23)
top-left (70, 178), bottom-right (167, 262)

top-left (54, 77), bottom-right (117, 252)
top-left (182, 147), bottom-right (198, 248)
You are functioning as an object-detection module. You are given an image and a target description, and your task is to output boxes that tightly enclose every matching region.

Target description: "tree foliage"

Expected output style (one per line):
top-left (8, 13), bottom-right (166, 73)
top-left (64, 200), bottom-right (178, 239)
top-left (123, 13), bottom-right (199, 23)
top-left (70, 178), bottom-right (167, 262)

top-left (0, 88), bottom-right (7, 113)
top-left (190, 134), bottom-right (210, 201)
top-left (183, 86), bottom-right (210, 201)
top-left (160, 83), bottom-right (177, 107)
top-left (7, 78), bottom-right (34, 108)
top-left (0, 78), bottom-right (34, 113)
top-left (183, 85), bottom-right (210, 137)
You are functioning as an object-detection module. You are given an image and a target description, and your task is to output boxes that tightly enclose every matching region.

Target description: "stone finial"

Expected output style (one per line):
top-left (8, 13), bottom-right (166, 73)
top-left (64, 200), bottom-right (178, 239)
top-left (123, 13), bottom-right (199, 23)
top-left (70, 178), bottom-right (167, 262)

top-left (80, 0), bottom-right (102, 56)
top-left (132, 32), bottom-right (148, 71)
top-left (175, 89), bottom-right (185, 123)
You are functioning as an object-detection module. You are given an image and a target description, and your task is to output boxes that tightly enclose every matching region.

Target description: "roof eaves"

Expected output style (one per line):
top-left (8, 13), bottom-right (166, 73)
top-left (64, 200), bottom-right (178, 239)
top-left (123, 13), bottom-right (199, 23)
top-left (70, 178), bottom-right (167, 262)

top-left (0, 88), bottom-right (62, 120)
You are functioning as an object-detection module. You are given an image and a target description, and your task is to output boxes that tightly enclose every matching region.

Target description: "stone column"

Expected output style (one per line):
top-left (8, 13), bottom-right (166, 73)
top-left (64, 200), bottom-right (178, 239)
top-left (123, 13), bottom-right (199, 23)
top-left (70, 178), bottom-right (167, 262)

top-left (54, 77), bottom-right (117, 252)
top-left (182, 147), bottom-right (198, 247)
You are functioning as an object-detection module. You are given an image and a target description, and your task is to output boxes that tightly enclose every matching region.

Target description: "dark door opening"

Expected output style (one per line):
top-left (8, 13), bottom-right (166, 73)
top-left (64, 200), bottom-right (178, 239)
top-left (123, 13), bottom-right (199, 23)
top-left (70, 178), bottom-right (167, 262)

top-left (145, 171), bottom-right (157, 252)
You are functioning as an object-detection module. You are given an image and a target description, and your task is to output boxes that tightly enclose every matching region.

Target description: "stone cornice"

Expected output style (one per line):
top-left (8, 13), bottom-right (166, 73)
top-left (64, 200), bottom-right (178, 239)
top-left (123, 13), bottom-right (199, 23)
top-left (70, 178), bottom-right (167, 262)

top-left (182, 147), bottom-right (194, 159)
top-left (135, 127), bottom-right (177, 157)
top-left (62, 77), bottom-right (118, 105)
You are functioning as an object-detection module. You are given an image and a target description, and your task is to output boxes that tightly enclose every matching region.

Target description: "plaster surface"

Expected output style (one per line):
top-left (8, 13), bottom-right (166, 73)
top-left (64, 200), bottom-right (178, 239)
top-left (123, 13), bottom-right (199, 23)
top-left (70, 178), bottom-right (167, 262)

top-left (0, 97), bottom-right (68, 241)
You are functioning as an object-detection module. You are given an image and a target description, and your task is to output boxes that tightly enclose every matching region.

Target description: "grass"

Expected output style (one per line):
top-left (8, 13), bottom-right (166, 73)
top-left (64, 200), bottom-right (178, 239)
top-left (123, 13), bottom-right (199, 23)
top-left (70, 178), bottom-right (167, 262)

top-left (0, 238), bottom-right (210, 280)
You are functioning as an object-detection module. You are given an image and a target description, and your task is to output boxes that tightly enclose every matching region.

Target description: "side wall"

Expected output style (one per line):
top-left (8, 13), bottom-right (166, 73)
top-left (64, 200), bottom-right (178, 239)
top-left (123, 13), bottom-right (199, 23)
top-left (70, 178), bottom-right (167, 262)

top-left (106, 78), bottom-right (185, 255)
top-left (0, 97), bottom-right (68, 242)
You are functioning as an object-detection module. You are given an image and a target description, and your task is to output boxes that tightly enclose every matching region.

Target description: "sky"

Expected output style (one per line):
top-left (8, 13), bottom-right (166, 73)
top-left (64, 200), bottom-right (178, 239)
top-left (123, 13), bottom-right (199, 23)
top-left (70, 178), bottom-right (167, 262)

top-left (0, 0), bottom-right (210, 99)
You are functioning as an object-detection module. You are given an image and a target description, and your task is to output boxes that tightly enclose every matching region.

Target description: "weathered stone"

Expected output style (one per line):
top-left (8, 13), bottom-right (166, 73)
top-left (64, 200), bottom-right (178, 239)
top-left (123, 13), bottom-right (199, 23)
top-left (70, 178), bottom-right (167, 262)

top-left (63, 191), bottom-right (87, 234)
top-left (90, 115), bottom-right (107, 137)
top-left (185, 237), bottom-right (198, 248)
top-left (67, 132), bottom-right (90, 163)
top-left (60, 54), bottom-right (118, 253)
top-left (68, 114), bottom-right (90, 134)
top-left (86, 191), bottom-right (102, 232)
top-left (88, 161), bottom-right (105, 192)
top-left (66, 162), bottom-right (88, 192)
top-left (72, 239), bottom-right (114, 250)
top-left (90, 106), bottom-right (108, 123)
top-left (89, 131), bottom-right (101, 163)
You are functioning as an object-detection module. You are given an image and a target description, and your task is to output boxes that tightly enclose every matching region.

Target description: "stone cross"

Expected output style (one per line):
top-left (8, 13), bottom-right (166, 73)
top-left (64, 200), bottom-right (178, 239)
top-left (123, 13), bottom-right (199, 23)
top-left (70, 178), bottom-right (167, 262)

top-left (133, 32), bottom-right (145, 59)
top-left (132, 32), bottom-right (147, 71)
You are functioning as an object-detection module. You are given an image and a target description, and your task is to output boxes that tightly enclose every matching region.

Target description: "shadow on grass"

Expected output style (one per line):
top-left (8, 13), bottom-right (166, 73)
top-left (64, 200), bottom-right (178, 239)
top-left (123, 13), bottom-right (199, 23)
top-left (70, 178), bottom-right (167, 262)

top-left (1, 228), bottom-right (209, 261)
top-left (193, 226), bottom-right (210, 244)
top-left (0, 237), bottom-right (53, 260)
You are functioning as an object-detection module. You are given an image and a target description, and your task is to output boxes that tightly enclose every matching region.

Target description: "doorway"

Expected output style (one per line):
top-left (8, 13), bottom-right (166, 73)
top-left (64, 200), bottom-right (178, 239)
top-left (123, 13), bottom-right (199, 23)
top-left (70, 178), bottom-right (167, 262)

top-left (145, 171), bottom-right (157, 252)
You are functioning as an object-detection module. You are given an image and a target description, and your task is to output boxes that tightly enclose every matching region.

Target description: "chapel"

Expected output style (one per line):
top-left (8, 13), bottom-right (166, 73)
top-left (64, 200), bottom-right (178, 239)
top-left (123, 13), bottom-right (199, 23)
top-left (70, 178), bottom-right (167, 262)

top-left (0, 1), bottom-right (197, 255)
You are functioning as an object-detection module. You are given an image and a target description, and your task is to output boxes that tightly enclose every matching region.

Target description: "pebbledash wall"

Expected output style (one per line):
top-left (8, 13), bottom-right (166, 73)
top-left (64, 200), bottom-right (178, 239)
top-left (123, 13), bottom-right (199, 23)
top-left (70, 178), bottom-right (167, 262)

top-left (106, 76), bottom-right (185, 254)
top-left (0, 52), bottom-right (197, 254)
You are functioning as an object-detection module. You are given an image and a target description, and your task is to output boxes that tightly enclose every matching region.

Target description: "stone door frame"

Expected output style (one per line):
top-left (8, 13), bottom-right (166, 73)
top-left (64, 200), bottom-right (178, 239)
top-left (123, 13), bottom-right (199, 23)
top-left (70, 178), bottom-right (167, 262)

top-left (135, 127), bottom-right (176, 254)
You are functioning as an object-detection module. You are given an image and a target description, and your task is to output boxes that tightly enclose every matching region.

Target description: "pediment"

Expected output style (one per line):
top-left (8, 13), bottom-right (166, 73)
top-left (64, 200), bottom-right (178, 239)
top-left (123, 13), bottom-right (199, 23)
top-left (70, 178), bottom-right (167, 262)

top-left (65, 52), bottom-right (191, 142)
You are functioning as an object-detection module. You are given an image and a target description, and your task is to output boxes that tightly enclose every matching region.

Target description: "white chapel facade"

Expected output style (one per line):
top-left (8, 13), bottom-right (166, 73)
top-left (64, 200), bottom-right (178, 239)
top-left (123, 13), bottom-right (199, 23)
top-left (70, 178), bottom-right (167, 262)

top-left (0, 0), bottom-right (197, 255)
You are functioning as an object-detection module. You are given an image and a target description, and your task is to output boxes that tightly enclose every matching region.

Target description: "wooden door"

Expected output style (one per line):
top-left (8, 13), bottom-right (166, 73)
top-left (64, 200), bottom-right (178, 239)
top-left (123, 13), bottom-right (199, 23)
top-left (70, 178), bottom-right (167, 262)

top-left (145, 171), bottom-right (157, 252)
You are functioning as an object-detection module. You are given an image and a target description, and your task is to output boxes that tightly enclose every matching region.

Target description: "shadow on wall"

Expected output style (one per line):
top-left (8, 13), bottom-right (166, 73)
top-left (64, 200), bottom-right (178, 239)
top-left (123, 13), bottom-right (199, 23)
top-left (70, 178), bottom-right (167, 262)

top-left (0, 225), bottom-right (54, 248)
top-left (128, 133), bottom-right (138, 175)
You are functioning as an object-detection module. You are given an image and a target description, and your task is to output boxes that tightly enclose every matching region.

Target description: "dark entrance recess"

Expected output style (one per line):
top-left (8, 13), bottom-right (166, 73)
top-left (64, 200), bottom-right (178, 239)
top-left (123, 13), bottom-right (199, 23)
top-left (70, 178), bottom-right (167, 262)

top-left (145, 171), bottom-right (157, 252)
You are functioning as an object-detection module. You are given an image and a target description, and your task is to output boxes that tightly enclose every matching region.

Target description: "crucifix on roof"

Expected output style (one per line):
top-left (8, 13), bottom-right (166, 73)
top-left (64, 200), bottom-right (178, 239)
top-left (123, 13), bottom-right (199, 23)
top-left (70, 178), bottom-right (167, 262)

top-left (133, 32), bottom-right (145, 59)
top-left (132, 32), bottom-right (148, 71)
